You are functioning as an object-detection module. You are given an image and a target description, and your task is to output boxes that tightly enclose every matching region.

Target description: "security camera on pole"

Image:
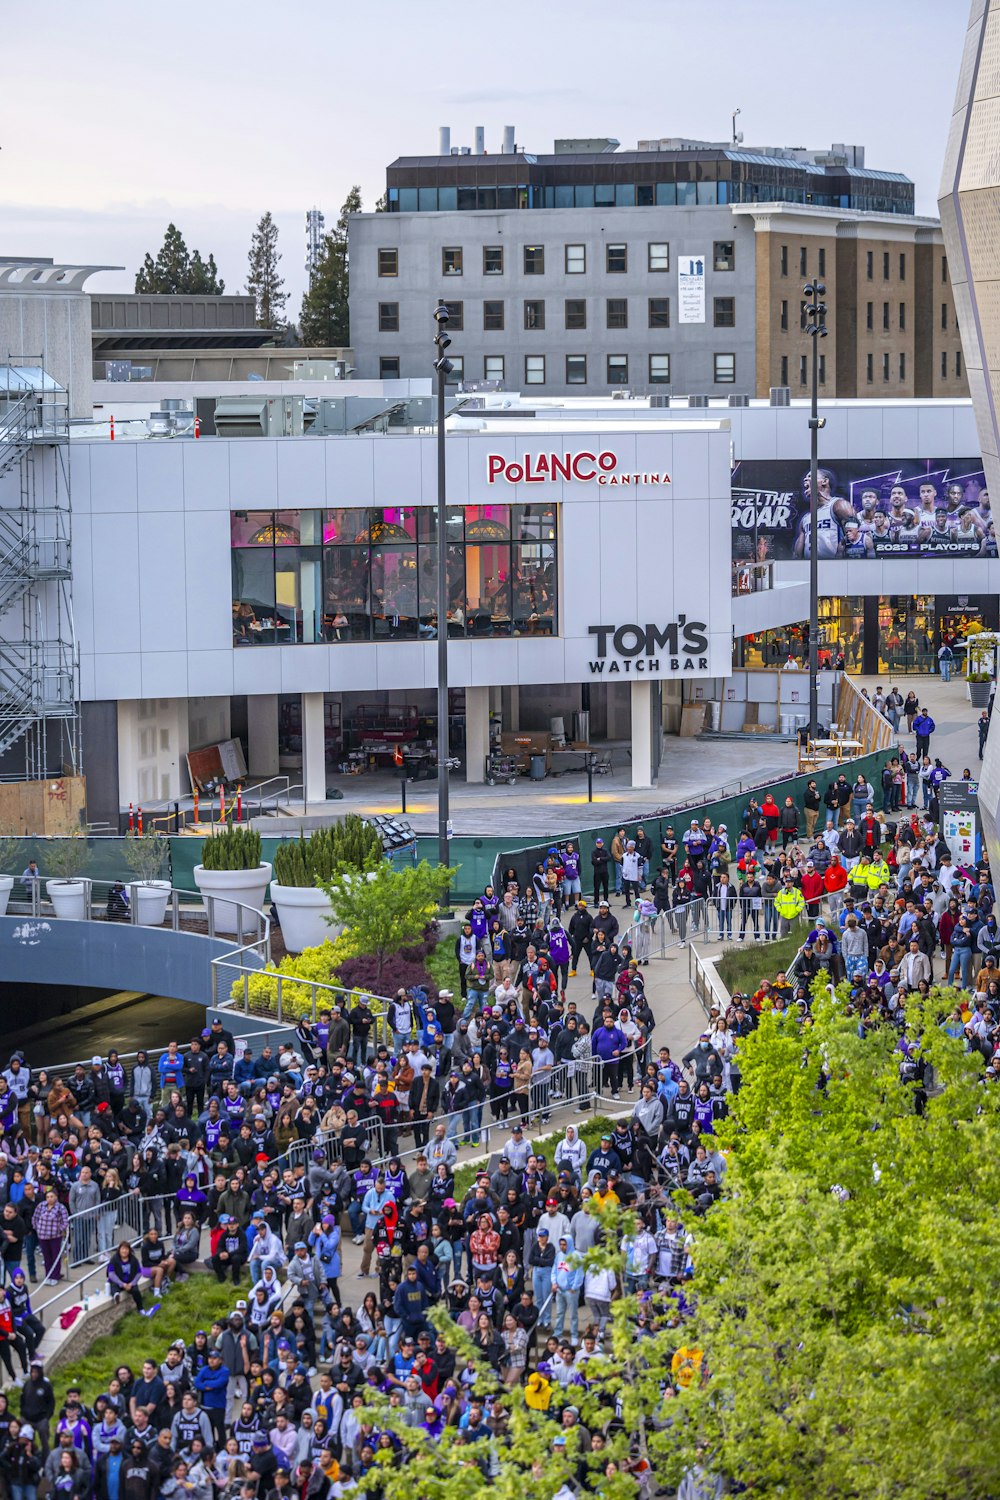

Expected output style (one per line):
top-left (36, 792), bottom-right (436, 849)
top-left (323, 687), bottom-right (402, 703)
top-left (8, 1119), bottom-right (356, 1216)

top-left (433, 303), bottom-right (454, 908)
top-left (804, 280), bottom-right (828, 738)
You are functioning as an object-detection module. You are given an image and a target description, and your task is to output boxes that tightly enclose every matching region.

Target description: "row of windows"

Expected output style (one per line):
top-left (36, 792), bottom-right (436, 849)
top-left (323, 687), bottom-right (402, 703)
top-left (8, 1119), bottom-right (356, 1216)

top-left (377, 353), bottom-right (736, 385)
top-left (376, 296), bottom-right (737, 332)
top-left (864, 301), bottom-right (908, 332)
top-left (376, 242), bottom-right (735, 278)
top-left (777, 245), bottom-right (910, 281)
top-left (775, 350), bottom-right (965, 388)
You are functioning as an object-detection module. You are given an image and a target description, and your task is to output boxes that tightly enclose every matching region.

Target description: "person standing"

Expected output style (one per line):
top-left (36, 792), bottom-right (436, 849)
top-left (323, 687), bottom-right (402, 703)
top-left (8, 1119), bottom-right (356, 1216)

top-left (590, 839), bottom-right (610, 905)
top-left (979, 709), bottom-right (991, 760)
top-left (885, 686), bottom-right (903, 732)
top-left (32, 1190), bottom-right (68, 1285)
top-left (913, 708), bottom-right (935, 758)
top-left (937, 641), bottom-right (954, 681)
top-left (803, 780), bottom-right (821, 840)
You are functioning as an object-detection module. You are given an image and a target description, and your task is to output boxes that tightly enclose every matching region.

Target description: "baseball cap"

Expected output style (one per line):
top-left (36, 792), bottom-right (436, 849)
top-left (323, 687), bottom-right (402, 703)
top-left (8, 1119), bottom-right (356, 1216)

top-left (90, 1056), bottom-right (102, 1066)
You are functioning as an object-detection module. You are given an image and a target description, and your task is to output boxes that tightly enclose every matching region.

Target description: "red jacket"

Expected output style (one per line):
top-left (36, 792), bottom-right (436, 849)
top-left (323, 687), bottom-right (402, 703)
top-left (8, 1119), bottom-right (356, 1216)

top-left (800, 871), bottom-right (824, 903)
top-left (824, 863), bottom-right (848, 893)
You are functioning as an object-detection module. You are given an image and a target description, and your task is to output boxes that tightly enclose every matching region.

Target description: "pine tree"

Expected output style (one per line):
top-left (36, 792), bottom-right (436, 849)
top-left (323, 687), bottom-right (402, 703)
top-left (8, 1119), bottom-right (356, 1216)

top-left (246, 211), bottom-right (286, 328)
top-left (299, 186), bottom-right (361, 347)
top-left (134, 224), bottom-right (225, 294)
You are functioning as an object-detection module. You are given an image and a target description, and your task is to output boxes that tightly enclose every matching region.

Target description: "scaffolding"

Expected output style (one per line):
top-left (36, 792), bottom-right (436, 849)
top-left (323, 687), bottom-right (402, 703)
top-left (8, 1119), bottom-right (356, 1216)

top-left (0, 359), bottom-right (78, 778)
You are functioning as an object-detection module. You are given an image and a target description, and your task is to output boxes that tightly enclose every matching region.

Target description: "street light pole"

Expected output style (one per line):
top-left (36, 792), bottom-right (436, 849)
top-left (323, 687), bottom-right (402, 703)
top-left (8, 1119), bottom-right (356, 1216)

top-left (804, 280), bottom-right (828, 737)
top-left (433, 304), bottom-right (454, 890)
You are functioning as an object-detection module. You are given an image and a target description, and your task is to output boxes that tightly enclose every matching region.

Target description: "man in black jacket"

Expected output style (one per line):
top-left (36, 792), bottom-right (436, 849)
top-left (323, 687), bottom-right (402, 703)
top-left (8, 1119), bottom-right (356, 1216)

top-left (181, 1042), bottom-right (209, 1117)
top-left (590, 840), bottom-right (610, 905)
top-left (20, 1359), bottom-right (54, 1455)
top-left (568, 902), bottom-right (594, 977)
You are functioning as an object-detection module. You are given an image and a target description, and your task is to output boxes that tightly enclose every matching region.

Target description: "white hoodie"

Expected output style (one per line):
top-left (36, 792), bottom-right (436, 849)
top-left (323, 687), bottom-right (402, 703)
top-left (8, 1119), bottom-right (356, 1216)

top-left (554, 1127), bottom-right (587, 1177)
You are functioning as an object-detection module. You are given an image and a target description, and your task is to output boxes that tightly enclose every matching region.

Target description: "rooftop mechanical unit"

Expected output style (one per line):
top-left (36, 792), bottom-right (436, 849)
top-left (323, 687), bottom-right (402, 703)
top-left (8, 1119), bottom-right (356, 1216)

top-left (213, 395), bottom-right (305, 437)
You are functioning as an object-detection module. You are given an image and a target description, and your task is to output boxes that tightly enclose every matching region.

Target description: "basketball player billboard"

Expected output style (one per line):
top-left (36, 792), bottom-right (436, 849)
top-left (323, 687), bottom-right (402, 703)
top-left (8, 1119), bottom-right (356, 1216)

top-left (731, 459), bottom-right (992, 561)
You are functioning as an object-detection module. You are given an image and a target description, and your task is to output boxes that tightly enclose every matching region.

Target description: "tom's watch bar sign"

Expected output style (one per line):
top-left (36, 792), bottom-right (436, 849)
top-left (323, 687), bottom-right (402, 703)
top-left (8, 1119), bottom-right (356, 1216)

top-left (587, 618), bottom-right (708, 673)
top-left (487, 451), bottom-right (670, 486)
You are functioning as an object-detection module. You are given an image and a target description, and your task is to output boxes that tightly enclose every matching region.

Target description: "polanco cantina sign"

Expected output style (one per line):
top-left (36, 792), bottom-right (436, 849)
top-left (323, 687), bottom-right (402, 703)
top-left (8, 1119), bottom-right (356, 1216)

top-left (588, 618), bottom-right (708, 674)
top-left (487, 451), bottom-right (670, 486)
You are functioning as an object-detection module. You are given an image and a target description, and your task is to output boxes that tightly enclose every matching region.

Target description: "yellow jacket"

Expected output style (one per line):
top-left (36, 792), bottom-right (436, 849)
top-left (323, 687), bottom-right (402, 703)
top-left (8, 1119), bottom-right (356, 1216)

top-left (866, 860), bottom-right (890, 889)
top-left (774, 886), bottom-right (804, 920)
top-left (524, 1372), bottom-right (552, 1410)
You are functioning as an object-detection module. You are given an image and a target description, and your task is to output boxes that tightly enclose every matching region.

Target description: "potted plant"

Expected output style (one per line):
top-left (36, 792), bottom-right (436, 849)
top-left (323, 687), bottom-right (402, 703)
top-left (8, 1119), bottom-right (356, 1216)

top-left (121, 830), bottom-right (171, 927)
top-left (0, 830), bottom-right (16, 916)
top-left (271, 816), bottom-right (383, 953)
top-left (966, 628), bottom-right (997, 707)
top-left (45, 831), bottom-right (90, 920)
top-left (193, 825), bottom-right (271, 937)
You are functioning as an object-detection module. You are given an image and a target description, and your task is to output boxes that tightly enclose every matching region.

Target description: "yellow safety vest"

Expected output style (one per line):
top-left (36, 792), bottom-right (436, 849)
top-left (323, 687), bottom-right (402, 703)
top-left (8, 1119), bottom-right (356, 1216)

top-left (867, 861), bottom-right (890, 889)
top-left (775, 887), bottom-right (803, 919)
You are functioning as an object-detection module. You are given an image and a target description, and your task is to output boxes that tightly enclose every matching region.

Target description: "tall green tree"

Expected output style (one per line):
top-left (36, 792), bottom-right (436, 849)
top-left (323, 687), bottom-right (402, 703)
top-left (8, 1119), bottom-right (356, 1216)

top-left (298, 186), bottom-right (361, 347)
top-left (351, 986), bottom-right (1000, 1500)
top-left (246, 210), bottom-right (286, 328)
top-left (134, 223), bottom-right (225, 294)
top-left (321, 859), bottom-right (453, 985)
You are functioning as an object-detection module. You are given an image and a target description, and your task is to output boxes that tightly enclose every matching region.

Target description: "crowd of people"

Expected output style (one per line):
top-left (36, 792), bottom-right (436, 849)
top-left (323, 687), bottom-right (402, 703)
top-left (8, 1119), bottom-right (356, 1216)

top-left (0, 714), bottom-right (989, 1500)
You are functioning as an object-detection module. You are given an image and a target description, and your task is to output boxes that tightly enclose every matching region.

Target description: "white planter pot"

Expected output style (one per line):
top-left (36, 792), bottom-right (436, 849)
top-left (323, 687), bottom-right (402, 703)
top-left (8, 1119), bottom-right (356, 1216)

top-left (193, 863), bottom-right (272, 938)
top-left (270, 881), bottom-right (336, 953)
top-left (47, 878), bottom-right (88, 921)
top-left (131, 880), bottom-right (172, 927)
top-left (0, 876), bottom-right (12, 916)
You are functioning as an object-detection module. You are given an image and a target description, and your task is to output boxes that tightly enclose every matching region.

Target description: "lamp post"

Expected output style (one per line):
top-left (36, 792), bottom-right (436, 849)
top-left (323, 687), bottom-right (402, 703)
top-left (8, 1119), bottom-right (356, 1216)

top-left (433, 303), bottom-right (454, 889)
top-left (803, 280), bottom-right (828, 737)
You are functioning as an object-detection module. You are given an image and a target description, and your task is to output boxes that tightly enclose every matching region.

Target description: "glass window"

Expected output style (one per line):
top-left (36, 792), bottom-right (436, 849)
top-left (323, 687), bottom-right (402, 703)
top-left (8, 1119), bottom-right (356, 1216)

top-left (378, 302), bottom-right (399, 333)
top-left (465, 544), bottom-right (512, 636)
top-left (442, 247), bottom-right (463, 276)
top-left (883, 352), bottom-right (890, 381)
top-left (524, 355), bottom-right (545, 385)
top-left (554, 185), bottom-right (574, 208)
top-left (818, 247), bottom-right (826, 276)
top-left (615, 184), bottom-right (635, 206)
top-left (438, 186), bottom-right (457, 211)
top-left (417, 187), bottom-right (438, 211)
top-left (714, 353), bottom-right (736, 383)
top-left (370, 546), bottom-right (419, 638)
top-left (445, 355), bottom-right (463, 384)
top-left (565, 244), bottom-right (586, 274)
top-left (677, 182), bottom-right (697, 206)
top-left (574, 184), bottom-right (594, 208)
top-left (595, 183), bottom-right (614, 206)
top-left (457, 187), bottom-right (476, 211)
top-left (867, 352), bottom-right (874, 383)
top-left (957, 350), bottom-right (963, 377)
top-left (636, 184), bottom-right (654, 207)
top-left (443, 300), bottom-right (463, 331)
top-left (483, 246), bottom-right (503, 275)
top-left (323, 547), bottom-right (370, 641)
top-left (648, 242), bottom-right (669, 272)
top-left (398, 188), bottom-right (418, 212)
top-left (512, 536), bottom-right (556, 635)
top-left (649, 354), bottom-right (670, 385)
top-left (867, 250), bottom-right (874, 279)
top-left (655, 183), bottom-right (677, 205)
top-left (899, 301), bottom-right (906, 330)
top-left (379, 356), bottom-right (400, 379)
top-left (649, 297), bottom-right (670, 328)
top-left (799, 246), bottom-right (808, 276)
top-left (477, 188), bottom-right (497, 211)
top-left (565, 299), bottom-right (587, 330)
top-left (232, 547), bottom-right (276, 644)
top-left (696, 182), bottom-right (717, 205)
top-left (523, 245), bottom-right (545, 274)
top-left (484, 354), bottom-right (505, 382)
top-left (418, 545), bottom-right (466, 636)
top-left (377, 248), bottom-right (398, 276)
top-left (713, 297), bottom-right (735, 328)
top-left (606, 244), bottom-right (627, 273)
top-left (483, 300), bottom-right (504, 331)
top-left (780, 354), bottom-right (788, 385)
top-left (607, 354), bottom-right (628, 386)
top-left (566, 354), bottom-right (587, 385)
top-left (780, 245), bottom-right (788, 276)
top-left (606, 298), bottom-right (628, 330)
top-left (713, 241), bottom-right (735, 272)
top-left (883, 251), bottom-right (890, 279)
top-left (524, 300), bottom-right (545, 330)
top-left (899, 351), bottom-right (906, 381)
top-left (941, 351), bottom-right (947, 379)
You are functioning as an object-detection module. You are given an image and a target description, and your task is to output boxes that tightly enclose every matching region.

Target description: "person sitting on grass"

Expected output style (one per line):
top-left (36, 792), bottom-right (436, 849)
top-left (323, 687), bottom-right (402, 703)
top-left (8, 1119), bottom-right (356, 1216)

top-left (106, 1240), bottom-right (143, 1311)
top-left (138, 1226), bottom-right (177, 1295)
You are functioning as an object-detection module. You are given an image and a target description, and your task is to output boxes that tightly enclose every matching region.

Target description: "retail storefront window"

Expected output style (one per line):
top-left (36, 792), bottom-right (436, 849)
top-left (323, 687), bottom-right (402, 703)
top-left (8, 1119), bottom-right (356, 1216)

top-left (231, 506), bottom-right (558, 643)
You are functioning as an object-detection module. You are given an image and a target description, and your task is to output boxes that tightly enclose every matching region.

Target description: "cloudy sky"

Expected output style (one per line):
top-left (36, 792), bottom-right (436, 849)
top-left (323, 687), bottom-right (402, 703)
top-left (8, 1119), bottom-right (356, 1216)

top-left (2, 0), bottom-right (964, 317)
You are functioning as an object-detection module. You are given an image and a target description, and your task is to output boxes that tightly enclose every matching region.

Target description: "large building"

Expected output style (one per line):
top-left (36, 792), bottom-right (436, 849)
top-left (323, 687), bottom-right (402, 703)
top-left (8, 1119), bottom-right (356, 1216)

top-left (349, 132), bottom-right (967, 400)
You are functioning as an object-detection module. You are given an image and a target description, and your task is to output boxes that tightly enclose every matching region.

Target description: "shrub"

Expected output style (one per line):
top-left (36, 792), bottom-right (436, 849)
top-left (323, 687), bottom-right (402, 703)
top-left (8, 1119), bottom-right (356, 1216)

top-left (121, 830), bottom-right (169, 884)
top-left (336, 951), bottom-right (438, 1001)
top-left (200, 825), bottom-right (262, 871)
top-left (272, 816), bottom-right (383, 888)
top-left (47, 831), bottom-right (89, 880)
top-left (234, 933), bottom-right (363, 1016)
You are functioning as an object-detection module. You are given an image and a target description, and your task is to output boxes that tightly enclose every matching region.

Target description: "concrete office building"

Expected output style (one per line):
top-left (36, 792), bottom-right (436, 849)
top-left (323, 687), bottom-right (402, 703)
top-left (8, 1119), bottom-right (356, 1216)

top-left (349, 133), bottom-right (967, 400)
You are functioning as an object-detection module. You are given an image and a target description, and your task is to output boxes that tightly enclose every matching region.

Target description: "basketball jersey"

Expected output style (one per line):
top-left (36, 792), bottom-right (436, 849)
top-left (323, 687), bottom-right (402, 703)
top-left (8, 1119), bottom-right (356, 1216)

top-left (842, 539), bottom-right (868, 558)
top-left (801, 502), bottom-right (840, 557)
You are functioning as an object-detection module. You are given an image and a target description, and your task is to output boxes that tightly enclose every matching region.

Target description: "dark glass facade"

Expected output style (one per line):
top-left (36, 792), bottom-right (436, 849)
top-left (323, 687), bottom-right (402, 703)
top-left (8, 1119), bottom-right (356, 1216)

top-left (385, 151), bottom-right (914, 216)
top-left (231, 505), bottom-right (557, 644)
